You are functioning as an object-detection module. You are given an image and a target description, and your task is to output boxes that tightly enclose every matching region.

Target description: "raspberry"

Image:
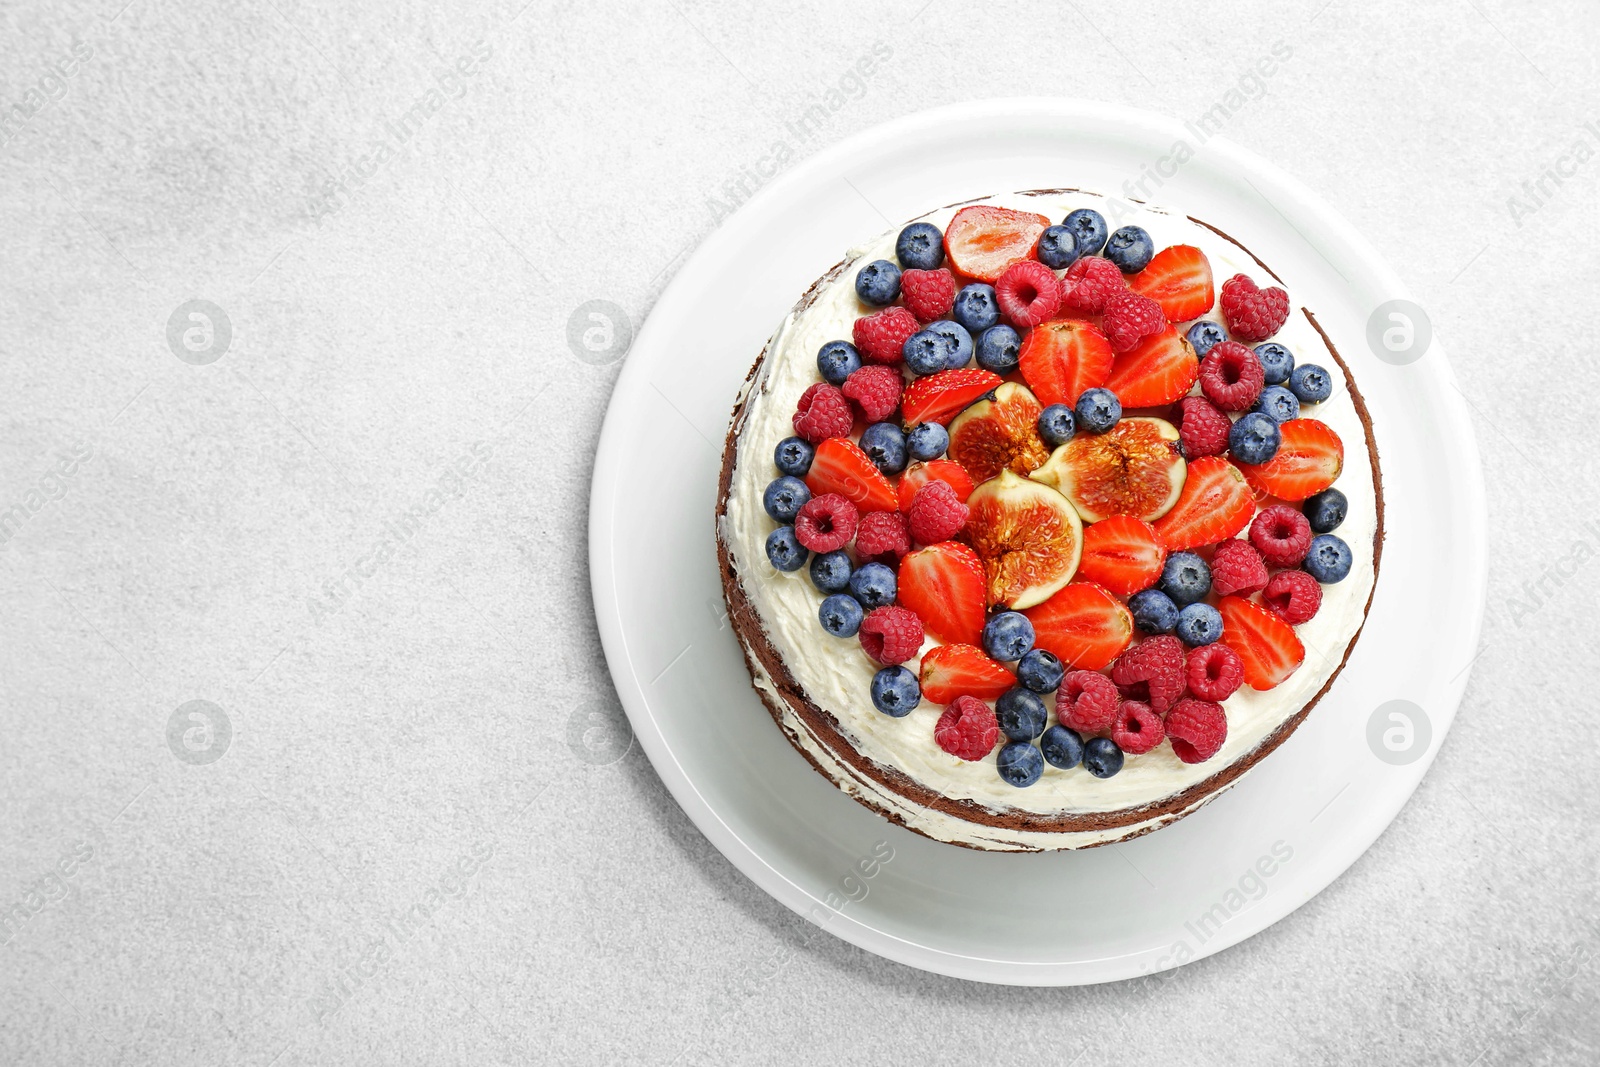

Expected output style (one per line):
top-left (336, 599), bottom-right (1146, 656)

top-left (792, 382), bottom-right (853, 443)
top-left (1059, 255), bottom-right (1125, 314)
top-left (1101, 289), bottom-right (1166, 354)
top-left (1056, 670), bottom-right (1119, 734)
top-left (1166, 697), bottom-right (1227, 764)
top-left (934, 694), bottom-right (1000, 761)
top-left (907, 480), bottom-right (968, 545)
top-left (1250, 504), bottom-right (1313, 567)
top-left (1112, 700), bottom-right (1164, 754)
top-left (900, 268), bottom-right (956, 323)
top-left (1219, 274), bottom-right (1290, 343)
top-left (1186, 644), bottom-right (1243, 702)
top-left (858, 605), bottom-right (924, 665)
top-left (793, 493), bottom-right (858, 553)
top-left (1199, 341), bottom-right (1265, 412)
top-left (995, 260), bottom-right (1062, 329)
top-left (1177, 395), bottom-right (1231, 458)
top-left (841, 365), bottom-right (902, 423)
top-left (1110, 635), bottom-right (1187, 715)
top-left (1262, 569), bottom-right (1323, 624)
top-left (853, 306), bottom-right (920, 365)
top-left (854, 509), bottom-right (910, 561)
top-left (1210, 539), bottom-right (1269, 597)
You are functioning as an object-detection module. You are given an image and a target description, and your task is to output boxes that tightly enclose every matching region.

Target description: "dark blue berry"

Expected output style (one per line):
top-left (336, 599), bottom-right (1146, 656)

top-left (774, 436), bottom-right (815, 476)
top-left (997, 688), bottom-right (1048, 741)
top-left (1083, 736), bottom-right (1124, 778)
top-left (1175, 602), bottom-right (1223, 647)
top-left (1104, 225), bottom-right (1154, 273)
top-left (906, 422), bottom-right (949, 461)
top-left (996, 742), bottom-right (1044, 787)
top-left (1040, 725), bottom-right (1084, 769)
top-left (809, 550), bottom-right (853, 593)
top-left (1037, 404), bottom-right (1076, 448)
top-left (1229, 411), bottom-right (1281, 465)
top-left (871, 665), bottom-right (920, 716)
top-left (902, 329), bottom-right (950, 376)
top-left (1017, 649), bottom-right (1065, 694)
top-left (976, 324), bottom-right (1022, 374)
top-left (1254, 342), bottom-right (1294, 385)
top-left (1303, 488), bottom-right (1348, 533)
top-left (1075, 387), bottom-right (1121, 434)
top-left (819, 594), bottom-right (864, 637)
top-left (1254, 385), bottom-right (1300, 423)
top-left (817, 340), bottom-right (860, 385)
top-left (849, 562), bottom-right (896, 607)
top-left (1036, 225), bottom-right (1080, 270)
top-left (895, 222), bottom-right (944, 270)
top-left (1186, 320), bottom-right (1227, 358)
top-left (1129, 588), bottom-right (1179, 634)
top-left (855, 259), bottom-right (901, 305)
top-left (952, 283), bottom-right (999, 332)
top-left (983, 611), bottom-right (1035, 662)
top-left (859, 422), bottom-right (907, 475)
top-left (926, 320), bottom-right (974, 370)
top-left (1159, 551), bottom-right (1211, 605)
top-left (1289, 363), bottom-right (1332, 403)
top-left (762, 476), bottom-right (811, 522)
top-left (1062, 208), bottom-right (1108, 256)
top-left (1302, 534), bottom-right (1352, 583)
top-left (765, 526), bottom-right (807, 571)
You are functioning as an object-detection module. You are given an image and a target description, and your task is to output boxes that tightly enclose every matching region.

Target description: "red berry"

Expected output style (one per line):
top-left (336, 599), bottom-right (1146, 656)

top-left (995, 260), bottom-right (1062, 329)
top-left (1199, 341), bottom-right (1265, 412)
top-left (1176, 395), bottom-right (1231, 458)
top-left (1250, 504), bottom-right (1313, 567)
top-left (853, 306), bottom-right (920, 365)
top-left (854, 509), bottom-right (910, 561)
top-left (1101, 289), bottom-right (1166, 355)
top-left (1060, 256), bottom-right (1125, 314)
top-left (920, 643), bottom-right (1014, 703)
top-left (805, 437), bottom-right (898, 512)
top-left (1152, 456), bottom-right (1254, 553)
top-left (1236, 418), bottom-right (1344, 502)
top-left (1112, 700), bottom-right (1165, 755)
top-left (1110, 635), bottom-right (1187, 715)
top-left (1056, 670), bottom-right (1119, 735)
top-left (792, 382), bottom-right (853, 443)
top-left (1262, 569), bottom-right (1323, 624)
top-left (1104, 325), bottom-right (1197, 408)
top-left (1210, 539), bottom-right (1269, 597)
top-left (1219, 274), bottom-right (1290, 342)
top-left (858, 605), bottom-right (924, 665)
top-left (1185, 644), bottom-right (1244, 702)
top-left (901, 268), bottom-right (956, 322)
top-left (1128, 245), bottom-right (1214, 322)
top-left (1217, 596), bottom-right (1304, 690)
top-left (1166, 697), bottom-right (1228, 764)
top-left (842, 364), bottom-right (902, 423)
top-left (907, 480), bottom-right (969, 545)
top-left (934, 694), bottom-right (1001, 761)
top-left (793, 493), bottom-right (858, 553)
top-left (899, 367), bottom-right (1004, 426)
top-left (944, 205), bottom-right (1051, 282)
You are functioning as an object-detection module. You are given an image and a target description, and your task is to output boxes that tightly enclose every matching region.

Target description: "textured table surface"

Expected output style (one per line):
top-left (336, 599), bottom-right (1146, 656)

top-left (2, 1), bottom-right (1596, 1064)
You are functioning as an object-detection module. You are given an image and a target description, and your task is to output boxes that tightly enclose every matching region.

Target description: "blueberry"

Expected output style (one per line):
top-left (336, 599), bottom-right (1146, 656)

top-left (983, 611), bottom-right (1035, 662)
top-left (763, 476), bottom-right (811, 522)
top-left (1036, 225), bottom-right (1080, 270)
top-left (849, 562), bottom-right (896, 607)
top-left (976, 324), bottom-right (1022, 374)
top-left (1302, 534), bottom-right (1352, 583)
top-left (1062, 208), bottom-right (1108, 256)
top-left (1254, 385), bottom-right (1301, 424)
top-left (765, 526), bottom-right (807, 571)
top-left (871, 665), bottom-right (920, 716)
top-left (1303, 488), bottom-right (1348, 533)
top-left (1159, 551), bottom-right (1211, 605)
top-left (1083, 736), bottom-right (1125, 778)
top-left (996, 742), bottom-right (1044, 787)
top-left (1289, 363), bottom-right (1332, 403)
top-left (926, 320), bottom-right (974, 370)
top-left (808, 550), bottom-right (853, 593)
top-left (1075, 387), bottom-right (1122, 434)
top-left (818, 593), bottom-right (864, 638)
top-left (1254, 342), bottom-right (1294, 385)
top-left (774, 436), bottom-right (815, 477)
top-left (895, 222), bottom-right (944, 270)
top-left (1017, 649), bottom-right (1065, 694)
top-left (859, 422), bottom-right (907, 475)
top-left (906, 422), bottom-right (949, 461)
top-left (855, 259), bottom-right (901, 306)
top-left (817, 340), bottom-right (861, 385)
top-left (902, 329), bottom-right (950, 376)
top-left (1037, 404), bottom-right (1076, 448)
top-left (1104, 225), bottom-right (1154, 273)
top-left (1229, 411), bottom-right (1282, 465)
top-left (997, 688), bottom-right (1048, 741)
top-left (952, 283), bottom-right (1000, 332)
top-left (1186, 320), bottom-right (1227, 358)
top-left (1176, 602), bottom-right (1224, 647)
top-left (1129, 588), bottom-right (1179, 633)
top-left (1040, 724), bottom-right (1084, 769)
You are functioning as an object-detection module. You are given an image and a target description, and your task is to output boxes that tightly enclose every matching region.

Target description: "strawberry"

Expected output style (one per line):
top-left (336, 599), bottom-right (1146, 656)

top-left (804, 437), bottom-right (898, 513)
top-left (1075, 515), bottom-right (1166, 596)
top-left (898, 542), bottom-right (987, 646)
top-left (1217, 595), bottom-right (1305, 690)
top-left (1103, 325), bottom-right (1198, 409)
top-left (1022, 582), bottom-right (1134, 671)
top-left (919, 643), bottom-right (1016, 704)
top-left (1128, 245), bottom-right (1214, 323)
top-left (896, 459), bottom-right (975, 513)
top-left (1236, 418), bottom-right (1344, 502)
top-left (1151, 456), bottom-right (1254, 552)
top-left (942, 204), bottom-right (1052, 283)
top-left (1018, 319), bottom-right (1114, 408)
top-left (899, 367), bottom-right (1003, 426)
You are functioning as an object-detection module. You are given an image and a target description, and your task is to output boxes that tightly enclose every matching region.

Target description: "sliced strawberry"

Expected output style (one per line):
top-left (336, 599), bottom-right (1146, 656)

top-left (1151, 456), bottom-right (1254, 552)
top-left (898, 542), bottom-right (987, 646)
top-left (804, 437), bottom-right (898, 513)
top-left (919, 643), bottom-right (1016, 704)
top-left (896, 459), bottom-right (975, 513)
top-left (1022, 582), bottom-right (1134, 671)
top-left (899, 367), bottom-right (1003, 427)
top-left (1103, 325), bottom-right (1199, 409)
top-left (943, 205), bottom-right (1052, 283)
top-left (1236, 418), bottom-right (1344, 502)
top-left (1075, 515), bottom-right (1166, 596)
top-left (1128, 245), bottom-right (1214, 323)
top-left (1218, 595), bottom-right (1305, 690)
top-left (1018, 319), bottom-right (1114, 408)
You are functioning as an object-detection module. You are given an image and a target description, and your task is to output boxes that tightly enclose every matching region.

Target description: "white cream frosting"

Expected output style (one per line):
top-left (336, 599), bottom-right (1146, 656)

top-left (721, 191), bottom-right (1378, 851)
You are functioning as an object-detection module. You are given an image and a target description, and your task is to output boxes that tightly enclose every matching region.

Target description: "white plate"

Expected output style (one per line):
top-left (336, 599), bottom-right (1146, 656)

top-left (589, 100), bottom-right (1485, 985)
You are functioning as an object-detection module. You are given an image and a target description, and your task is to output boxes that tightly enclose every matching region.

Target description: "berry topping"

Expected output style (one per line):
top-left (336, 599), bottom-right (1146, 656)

top-left (1037, 403), bottom-right (1076, 447)
top-left (1110, 634), bottom-right (1187, 714)
top-left (1254, 342), bottom-right (1294, 385)
top-left (1185, 643), bottom-right (1244, 702)
top-left (818, 593), bottom-right (864, 638)
top-left (908, 480), bottom-right (970, 544)
top-left (859, 421), bottom-right (908, 476)
top-left (995, 259), bottom-right (1063, 329)
top-left (1250, 504), bottom-right (1314, 567)
top-left (997, 687), bottom-right (1049, 741)
top-left (996, 741), bottom-right (1044, 787)
top-left (1104, 325), bottom-right (1199, 408)
top-left (947, 382), bottom-right (1050, 484)
top-left (855, 259), bottom-right (901, 306)
top-left (1016, 648), bottom-right (1064, 693)
top-left (976, 324), bottom-right (1023, 374)
top-left (1210, 539), bottom-right (1270, 597)
top-left (930, 319), bottom-right (975, 371)
top-left (943, 204), bottom-right (1052, 282)
top-left (1019, 319), bottom-right (1115, 408)
top-left (1128, 245), bottom-right (1214, 322)
top-left (1303, 533), bottom-right (1353, 584)
top-left (1128, 588), bottom-right (1179, 634)
top-left (792, 382), bottom-right (853, 443)
top-left (1217, 596), bottom-right (1305, 690)
top-left (1159, 550), bottom-right (1212, 605)
top-left (1228, 411), bottom-right (1282, 466)
top-left (1112, 700), bottom-right (1164, 754)
top-left (903, 328), bottom-right (955, 376)
top-left (1303, 487), bottom-right (1348, 533)
top-left (1262, 569), bottom-right (1323, 624)
top-left (1186, 320), bottom-right (1226, 357)
top-left (896, 459), bottom-right (975, 513)
top-left (1288, 363), bottom-right (1333, 403)
top-left (1199, 341), bottom-right (1265, 412)
top-left (1176, 395), bottom-right (1231, 459)
top-left (1219, 274), bottom-right (1290, 342)
top-left (858, 605), bottom-right (925, 665)
top-left (1076, 514), bottom-right (1167, 596)
top-left (849, 561), bottom-right (897, 608)
top-left (920, 643), bottom-right (1016, 704)
top-left (1101, 289), bottom-right (1167, 354)
top-left (1062, 208), bottom-right (1108, 256)
top-left (1056, 669), bottom-right (1120, 734)
top-left (774, 435), bottom-right (815, 477)
top-left (853, 509), bottom-right (911, 562)
top-left (1083, 736), bottom-right (1125, 778)
top-left (763, 475), bottom-right (811, 522)
top-left (1152, 456), bottom-right (1255, 552)
top-left (1032, 416), bottom-right (1184, 523)
top-left (906, 422), bottom-right (949, 461)
top-left (852, 306), bottom-right (920, 365)
top-left (765, 526), bottom-right (807, 571)
top-left (1035, 224), bottom-right (1080, 269)
top-left (1165, 698), bottom-right (1228, 763)
top-left (1040, 724), bottom-right (1085, 769)
top-left (841, 365), bottom-right (903, 423)
top-left (898, 541), bottom-right (987, 646)
top-left (1176, 602), bottom-right (1224, 647)
top-left (952, 283), bottom-right (1000, 332)
top-left (895, 222), bottom-right (945, 271)
top-left (1074, 387), bottom-right (1122, 435)
top-left (900, 267), bottom-right (957, 323)
top-left (793, 493), bottom-right (859, 553)
top-left (1024, 582), bottom-right (1134, 671)
top-left (1235, 418), bottom-right (1344, 502)
top-left (934, 694), bottom-right (1001, 761)
top-left (808, 550), bottom-right (853, 593)
top-left (1059, 255), bottom-right (1125, 314)
top-left (900, 367), bottom-right (1004, 426)
top-left (1254, 384), bottom-right (1301, 423)
top-left (982, 610), bottom-right (1035, 662)
top-left (1104, 225), bottom-right (1155, 273)
top-left (870, 665), bottom-right (921, 716)
top-left (804, 437), bottom-right (899, 512)
top-left (816, 340), bottom-right (861, 385)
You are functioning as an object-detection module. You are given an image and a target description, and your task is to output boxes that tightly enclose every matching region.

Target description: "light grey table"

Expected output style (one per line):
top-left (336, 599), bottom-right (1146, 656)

top-left (1, 1), bottom-right (1595, 1063)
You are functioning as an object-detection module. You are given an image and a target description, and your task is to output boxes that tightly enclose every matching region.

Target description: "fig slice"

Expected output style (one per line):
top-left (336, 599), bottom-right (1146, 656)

top-left (962, 470), bottom-right (1083, 610)
top-left (947, 382), bottom-right (1051, 484)
top-left (1030, 416), bottom-right (1186, 524)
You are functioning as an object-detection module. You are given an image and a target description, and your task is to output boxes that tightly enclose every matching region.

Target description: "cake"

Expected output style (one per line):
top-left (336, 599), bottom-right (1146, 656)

top-left (716, 190), bottom-right (1382, 852)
